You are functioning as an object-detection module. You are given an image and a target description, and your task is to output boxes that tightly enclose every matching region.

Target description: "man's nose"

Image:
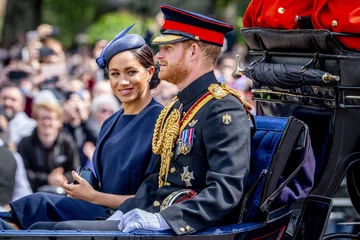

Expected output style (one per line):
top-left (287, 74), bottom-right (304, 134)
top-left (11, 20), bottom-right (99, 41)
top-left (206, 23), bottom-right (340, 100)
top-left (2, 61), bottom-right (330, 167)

top-left (3, 99), bottom-right (13, 106)
top-left (155, 50), bottom-right (163, 59)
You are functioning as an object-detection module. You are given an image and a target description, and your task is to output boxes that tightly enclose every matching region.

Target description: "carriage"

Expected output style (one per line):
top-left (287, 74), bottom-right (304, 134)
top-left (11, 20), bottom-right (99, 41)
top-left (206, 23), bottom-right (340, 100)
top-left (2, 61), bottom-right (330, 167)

top-left (2, 25), bottom-right (360, 239)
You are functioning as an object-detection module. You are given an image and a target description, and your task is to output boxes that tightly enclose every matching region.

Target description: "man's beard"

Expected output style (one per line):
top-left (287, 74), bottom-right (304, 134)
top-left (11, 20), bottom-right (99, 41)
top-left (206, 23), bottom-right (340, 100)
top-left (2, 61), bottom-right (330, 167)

top-left (159, 50), bottom-right (189, 85)
top-left (3, 109), bottom-right (16, 121)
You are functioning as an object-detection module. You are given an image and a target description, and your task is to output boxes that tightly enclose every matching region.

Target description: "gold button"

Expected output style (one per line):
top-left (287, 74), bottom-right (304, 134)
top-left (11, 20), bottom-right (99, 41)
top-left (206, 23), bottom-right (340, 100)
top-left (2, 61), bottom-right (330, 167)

top-left (185, 225), bottom-right (191, 231)
top-left (170, 167), bottom-right (176, 173)
top-left (332, 20), bottom-right (338, 27)
top-left (180, 227), bottom-right (185, 232)
top-left (278, 7), bottom-right (285, 14)
top-left (153, 201), bottom-right (160, 207)
top-left (194, 36), bottom-right (200, 41)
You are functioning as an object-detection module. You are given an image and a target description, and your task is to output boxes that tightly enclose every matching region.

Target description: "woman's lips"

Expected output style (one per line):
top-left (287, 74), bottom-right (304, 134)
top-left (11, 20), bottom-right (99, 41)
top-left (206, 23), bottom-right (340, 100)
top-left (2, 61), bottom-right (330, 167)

top-left (119, 88), bottom-right (133, 95)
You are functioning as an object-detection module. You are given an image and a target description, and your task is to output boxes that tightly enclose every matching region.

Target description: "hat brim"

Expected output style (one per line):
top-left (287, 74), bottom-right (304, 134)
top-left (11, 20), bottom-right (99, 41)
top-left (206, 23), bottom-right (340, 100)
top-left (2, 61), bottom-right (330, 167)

top-left (152, 34), bottom-right (189, 45)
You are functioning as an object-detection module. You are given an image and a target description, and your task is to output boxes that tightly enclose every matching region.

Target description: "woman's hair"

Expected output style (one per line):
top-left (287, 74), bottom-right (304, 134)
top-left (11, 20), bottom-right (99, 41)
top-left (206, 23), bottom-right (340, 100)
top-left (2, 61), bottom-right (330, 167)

top-left (130, 45), bottom-right (161, 89)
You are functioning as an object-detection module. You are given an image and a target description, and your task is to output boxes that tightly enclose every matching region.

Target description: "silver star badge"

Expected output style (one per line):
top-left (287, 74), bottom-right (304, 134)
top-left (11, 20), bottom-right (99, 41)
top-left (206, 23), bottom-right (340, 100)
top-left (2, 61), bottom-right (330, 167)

top-left (180, 166), bottom-right (195, 187)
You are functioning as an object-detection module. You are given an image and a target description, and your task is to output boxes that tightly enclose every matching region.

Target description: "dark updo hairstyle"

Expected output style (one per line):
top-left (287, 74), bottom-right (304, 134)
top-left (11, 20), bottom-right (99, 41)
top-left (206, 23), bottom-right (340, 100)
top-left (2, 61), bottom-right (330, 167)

top-left (130, 44), bottom-right (161, 89)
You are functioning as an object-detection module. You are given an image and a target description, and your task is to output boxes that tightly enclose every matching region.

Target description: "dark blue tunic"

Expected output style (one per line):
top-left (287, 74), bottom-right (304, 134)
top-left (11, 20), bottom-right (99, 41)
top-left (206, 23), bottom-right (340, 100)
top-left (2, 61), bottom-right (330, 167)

top-left (8, 99), bottom-right (163, 229)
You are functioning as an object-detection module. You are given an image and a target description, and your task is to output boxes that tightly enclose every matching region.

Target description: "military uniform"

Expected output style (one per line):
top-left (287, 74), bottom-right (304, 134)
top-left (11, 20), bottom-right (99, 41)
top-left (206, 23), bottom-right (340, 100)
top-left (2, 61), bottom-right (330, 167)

top-left (117, 71), bottom-right (251, 235)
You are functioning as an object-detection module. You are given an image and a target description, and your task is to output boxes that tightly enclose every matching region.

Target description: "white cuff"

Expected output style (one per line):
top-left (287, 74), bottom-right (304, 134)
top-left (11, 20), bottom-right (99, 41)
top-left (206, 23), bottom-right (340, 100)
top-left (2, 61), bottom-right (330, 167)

top-left (154, 213), bottom-right (170, 230)
top-left (107, 210), bottom-right (123, 221)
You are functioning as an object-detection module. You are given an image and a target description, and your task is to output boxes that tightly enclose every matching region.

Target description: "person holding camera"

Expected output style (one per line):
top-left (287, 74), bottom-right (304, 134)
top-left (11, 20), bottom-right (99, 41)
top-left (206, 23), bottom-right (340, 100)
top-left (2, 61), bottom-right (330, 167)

top-left (0, 24), bottom-right (163, 230)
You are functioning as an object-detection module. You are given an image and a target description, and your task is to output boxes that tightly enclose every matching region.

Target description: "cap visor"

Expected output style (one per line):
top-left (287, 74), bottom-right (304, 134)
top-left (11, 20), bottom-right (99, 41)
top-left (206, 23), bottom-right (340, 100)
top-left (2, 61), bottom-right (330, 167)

top-left (152, 34), bottom-right (189, 45)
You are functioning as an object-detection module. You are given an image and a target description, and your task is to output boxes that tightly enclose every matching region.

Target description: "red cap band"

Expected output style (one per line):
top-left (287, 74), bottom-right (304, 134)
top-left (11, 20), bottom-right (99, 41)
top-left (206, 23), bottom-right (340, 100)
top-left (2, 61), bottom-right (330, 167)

top-left (162, 19), bottom-right (224, 45)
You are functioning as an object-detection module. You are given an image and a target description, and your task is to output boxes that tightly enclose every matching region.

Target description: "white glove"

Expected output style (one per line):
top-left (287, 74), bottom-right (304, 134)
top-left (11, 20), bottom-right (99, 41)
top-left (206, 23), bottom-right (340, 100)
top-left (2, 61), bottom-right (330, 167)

top-left (118, 208), bottom-right (170, 232)
top-left (106, 210), bottom-right (124, 221)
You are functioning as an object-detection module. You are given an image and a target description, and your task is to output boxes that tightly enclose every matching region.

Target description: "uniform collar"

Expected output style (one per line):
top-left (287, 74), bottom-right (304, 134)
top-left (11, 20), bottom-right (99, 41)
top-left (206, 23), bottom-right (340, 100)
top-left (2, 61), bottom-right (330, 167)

top-left (177, 71), bottom-right (218, 106)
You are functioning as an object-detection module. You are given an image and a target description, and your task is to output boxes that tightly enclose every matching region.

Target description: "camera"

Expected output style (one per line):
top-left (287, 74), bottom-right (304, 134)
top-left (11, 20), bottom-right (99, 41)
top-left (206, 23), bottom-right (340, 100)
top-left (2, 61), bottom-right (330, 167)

top-left (39, 47), bottom-right (54, 57)
top-left (8, 70), bottom-right (29, 85)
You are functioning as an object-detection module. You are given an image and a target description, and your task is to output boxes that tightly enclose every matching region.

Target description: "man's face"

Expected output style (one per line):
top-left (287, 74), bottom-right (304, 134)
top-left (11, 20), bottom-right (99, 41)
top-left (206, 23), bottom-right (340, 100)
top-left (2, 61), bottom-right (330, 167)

top-left (0, 87), bottom-right (24, 121)
top-left (36, 107), bottom-right (62, 137)
top-left (156, 42), bottom-right (190, 85)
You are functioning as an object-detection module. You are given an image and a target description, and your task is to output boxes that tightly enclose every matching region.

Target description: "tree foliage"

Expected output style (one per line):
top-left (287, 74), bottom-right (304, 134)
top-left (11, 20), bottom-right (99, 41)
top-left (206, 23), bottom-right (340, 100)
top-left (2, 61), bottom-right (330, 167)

top-left (85, 11), bottom-right (153, 44)
top-left (1, 0), bottom-right (251, 49)
top-left (42, 0), bottom-right (105, 48)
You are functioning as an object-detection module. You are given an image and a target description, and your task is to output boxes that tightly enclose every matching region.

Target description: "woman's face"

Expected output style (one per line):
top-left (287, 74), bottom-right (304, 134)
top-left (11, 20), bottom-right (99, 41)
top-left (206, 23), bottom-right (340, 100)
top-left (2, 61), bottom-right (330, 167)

top-left (108, 51), bottom-right (151, 108)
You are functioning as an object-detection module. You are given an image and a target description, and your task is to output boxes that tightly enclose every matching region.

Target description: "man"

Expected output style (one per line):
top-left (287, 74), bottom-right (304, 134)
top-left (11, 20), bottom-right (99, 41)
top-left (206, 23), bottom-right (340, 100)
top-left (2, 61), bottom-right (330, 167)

top-left (48, 4), bottom-right (252, 235)
top-left (18, 101), bottom-right (79, 192)
top-left (0, 85), bottom-right (36, 146)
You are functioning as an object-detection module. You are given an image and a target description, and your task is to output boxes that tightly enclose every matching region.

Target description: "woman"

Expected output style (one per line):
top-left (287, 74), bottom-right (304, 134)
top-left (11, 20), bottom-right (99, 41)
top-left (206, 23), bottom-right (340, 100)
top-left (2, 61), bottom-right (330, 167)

top-left (2, 24), bottom-right (163, 230)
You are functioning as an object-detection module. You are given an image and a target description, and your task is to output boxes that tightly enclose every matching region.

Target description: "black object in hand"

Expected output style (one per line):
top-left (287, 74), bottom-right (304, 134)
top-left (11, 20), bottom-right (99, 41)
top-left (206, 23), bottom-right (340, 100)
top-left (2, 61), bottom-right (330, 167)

top-left (73, 167), bottom-right (100, 191)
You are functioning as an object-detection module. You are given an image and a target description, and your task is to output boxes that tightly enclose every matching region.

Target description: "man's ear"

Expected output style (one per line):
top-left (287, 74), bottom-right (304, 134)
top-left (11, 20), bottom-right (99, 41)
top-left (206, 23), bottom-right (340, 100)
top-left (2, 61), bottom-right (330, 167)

top-left (189, 43), bottom-right (201, 61)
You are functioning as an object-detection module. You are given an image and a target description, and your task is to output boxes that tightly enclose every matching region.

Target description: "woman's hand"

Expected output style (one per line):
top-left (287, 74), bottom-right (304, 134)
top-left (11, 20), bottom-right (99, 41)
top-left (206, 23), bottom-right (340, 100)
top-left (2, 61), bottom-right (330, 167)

top-left (63, 171), bottom-right (98, 203)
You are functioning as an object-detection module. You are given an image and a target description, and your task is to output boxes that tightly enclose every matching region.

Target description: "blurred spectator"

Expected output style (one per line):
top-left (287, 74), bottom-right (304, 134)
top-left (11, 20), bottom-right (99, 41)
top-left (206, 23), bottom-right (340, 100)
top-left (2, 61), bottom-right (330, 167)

top-left (215, 53), bottom-right (252, 91)
top-left (0, 85), bottom-right (36, 147)
top-left (92, 39), bottom-right (108, 83)
top-left (0, 139), bottom-right (32, 205)
top-left (67, 79), bottom-right (92, 112)
top-left (83, 95), bottom-right (120, 167)
top-left (144, 11), bottom-right (164, 46)
top-left (0, 61), bottom-right (34, 88)
top-left (0, 115), bottom-right (32, 211)
top-left (17, 102), bottom-right (79, 192)
top-left (92, 80), bottom-right (113, 98)
top-left (0, 145), bottom-right (17, 211)
top-left (63, 91), bottom-right (96, 167)
top-left (152, 81), bottom-right (178, 106)
top-left (87, 95), bottom-right (120, 139)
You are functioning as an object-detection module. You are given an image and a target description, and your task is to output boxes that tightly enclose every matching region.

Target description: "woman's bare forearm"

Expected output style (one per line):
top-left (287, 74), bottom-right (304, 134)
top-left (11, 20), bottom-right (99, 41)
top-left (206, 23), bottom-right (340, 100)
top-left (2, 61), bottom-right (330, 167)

top-left (91, 191), bottom-right (134, 208)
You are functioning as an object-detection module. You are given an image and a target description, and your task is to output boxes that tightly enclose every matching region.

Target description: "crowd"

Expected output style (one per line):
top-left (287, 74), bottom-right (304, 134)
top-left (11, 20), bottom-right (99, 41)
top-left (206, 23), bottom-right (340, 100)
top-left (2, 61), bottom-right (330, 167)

top-left (0, 10), bottom-right (253, 214)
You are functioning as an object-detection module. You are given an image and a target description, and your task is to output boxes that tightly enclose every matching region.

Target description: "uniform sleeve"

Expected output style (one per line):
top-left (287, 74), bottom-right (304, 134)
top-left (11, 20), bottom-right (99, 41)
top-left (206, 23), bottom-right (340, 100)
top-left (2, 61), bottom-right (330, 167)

top-left (160, 96), bottom-right (251, 235)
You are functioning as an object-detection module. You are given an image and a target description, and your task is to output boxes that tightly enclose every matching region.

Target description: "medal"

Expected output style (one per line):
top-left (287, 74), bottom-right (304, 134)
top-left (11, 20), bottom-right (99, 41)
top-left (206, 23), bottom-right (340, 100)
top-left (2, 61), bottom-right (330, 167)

top-left (181, 166), bottom-right (195, 187)
top-left (177, 128), bottom-right (195, 155)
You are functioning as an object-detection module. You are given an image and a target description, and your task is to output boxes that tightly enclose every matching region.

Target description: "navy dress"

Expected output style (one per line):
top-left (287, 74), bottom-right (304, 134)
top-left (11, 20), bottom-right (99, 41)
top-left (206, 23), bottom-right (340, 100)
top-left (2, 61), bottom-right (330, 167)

top-left (8, 99), bottom-right (163, 229)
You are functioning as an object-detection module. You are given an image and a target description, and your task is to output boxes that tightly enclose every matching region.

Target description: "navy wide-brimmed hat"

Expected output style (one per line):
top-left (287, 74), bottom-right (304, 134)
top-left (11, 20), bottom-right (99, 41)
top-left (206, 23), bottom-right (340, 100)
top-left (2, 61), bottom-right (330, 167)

top-left (96, 23), bottom-right (145, 69)
top-left (152, 5), bottom-right (234, 47)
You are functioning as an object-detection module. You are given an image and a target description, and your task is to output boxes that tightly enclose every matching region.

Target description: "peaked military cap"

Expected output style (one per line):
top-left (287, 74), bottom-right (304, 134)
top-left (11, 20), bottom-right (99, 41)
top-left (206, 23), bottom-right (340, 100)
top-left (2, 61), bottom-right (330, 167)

top-left (96, 23), bottom-right (145, 69)
top-left (152, 5), bottom-right (234, 47)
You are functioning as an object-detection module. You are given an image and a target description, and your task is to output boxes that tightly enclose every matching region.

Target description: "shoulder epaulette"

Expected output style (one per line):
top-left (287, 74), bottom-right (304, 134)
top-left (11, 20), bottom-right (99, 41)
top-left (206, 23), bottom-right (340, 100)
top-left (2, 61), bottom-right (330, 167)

top-left (220, 83), bottom-right (253, 117)
top-left (208, 84), bottom-right (228, 99)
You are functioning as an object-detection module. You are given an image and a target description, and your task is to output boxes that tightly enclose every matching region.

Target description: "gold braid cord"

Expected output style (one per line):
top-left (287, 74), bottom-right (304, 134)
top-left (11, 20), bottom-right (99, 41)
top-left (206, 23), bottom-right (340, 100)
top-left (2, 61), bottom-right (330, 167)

top-left (221, 83), bottom-right (253, 117)
top-left (152, 98), bottom-right (180, 188)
